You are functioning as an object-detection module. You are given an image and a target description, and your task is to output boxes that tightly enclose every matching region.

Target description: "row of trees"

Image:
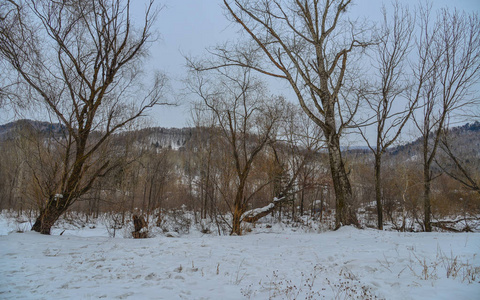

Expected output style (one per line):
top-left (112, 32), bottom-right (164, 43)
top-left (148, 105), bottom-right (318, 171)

top-left (1, 0), bottom-right (479, 234)
top-left (190, 0), bottom-right (479, 232)
top-left (1, 116), bottom-right (478, 234)
top-left (0, 115), bottom-right (330, 232)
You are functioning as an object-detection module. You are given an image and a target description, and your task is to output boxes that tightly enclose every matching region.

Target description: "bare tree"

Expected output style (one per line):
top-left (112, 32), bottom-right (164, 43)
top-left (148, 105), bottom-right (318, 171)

top-left (242, 104), bottom-right (326, 224)
top-left (357, 2), bottom-right (415, 230)
top-left (0, 0), bottom-right (168, 234)
top-left (188, 67), bottom-right (283, 235)
top-left (193, 0), bottom-right (374, 228)
top-left (412, 7), bottom-right (480, 232)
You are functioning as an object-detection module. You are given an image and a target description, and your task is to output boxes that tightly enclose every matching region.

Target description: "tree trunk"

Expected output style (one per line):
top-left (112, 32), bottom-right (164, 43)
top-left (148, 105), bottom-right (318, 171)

top-left (326, 134), bottom-right (358, 229)
top-left (231, 196), bottom-right (243, 235)
top-left (300, 188), bottom-right (305, 216)
top-left (423, 165), bottom-right (432, 232)
top-left (203, 172), bottom-right (210, 219)
top-left (230, 178), bottom-right (246, 236)
top-left (320, 188), bottom-right (324, 222)
top-left (243, 196), bottom-right (290, 223)
top-left (374, 153), bottom-right (383, 230)
top-left (32, 140), bottom-right (91, 234)
top-left (31, 196), bottom-right (68, 234)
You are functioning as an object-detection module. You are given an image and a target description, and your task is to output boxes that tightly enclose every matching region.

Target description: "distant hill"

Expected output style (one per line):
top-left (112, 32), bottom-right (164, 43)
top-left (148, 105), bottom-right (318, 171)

top-left (448, 121), bottom-right (480, 134)
top-left (389, 121), bottom-right (480, 158)
top-left (0, 119), bottom-right (66, 141)
top-left (1, 119), bottom-right (479, 156)
top-left (131, 127), bottom-right (194, 150)
top-left (0, 119), bottom-right (194, 150)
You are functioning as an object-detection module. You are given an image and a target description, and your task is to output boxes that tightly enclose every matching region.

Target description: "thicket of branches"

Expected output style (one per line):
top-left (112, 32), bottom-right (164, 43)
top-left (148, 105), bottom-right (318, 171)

top-left (1, 118), bottom-right (479, 234)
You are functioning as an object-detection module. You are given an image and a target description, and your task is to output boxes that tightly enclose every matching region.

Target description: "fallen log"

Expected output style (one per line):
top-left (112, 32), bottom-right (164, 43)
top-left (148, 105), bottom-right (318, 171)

top-left (431, 221), bottom-right (472, 233)
top-left (242, 196), bottom-right (290, 223)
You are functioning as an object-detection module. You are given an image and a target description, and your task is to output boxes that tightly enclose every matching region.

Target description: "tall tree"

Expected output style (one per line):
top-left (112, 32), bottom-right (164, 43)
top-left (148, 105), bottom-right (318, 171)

top-left (358, 2), bottom-right (415, 230)
top-left (0, 0), bottom-right (167, 234)
top-left (412, 6), bottom-right (480, 232)
top-left (197, 0), bottom-right (373, 228)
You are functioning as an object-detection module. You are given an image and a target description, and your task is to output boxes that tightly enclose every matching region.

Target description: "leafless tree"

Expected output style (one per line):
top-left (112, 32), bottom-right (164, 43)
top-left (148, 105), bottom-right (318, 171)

top-left (188, 67), bottom-right (283, 235)
top-left (193, 0), bottom-right (374, 228)
top-left (412, 6), bottom-right (480, 232)
top-left (0, 0), bottom-right (168, 234)
top-left (357, 2), bottom-right (415, 230)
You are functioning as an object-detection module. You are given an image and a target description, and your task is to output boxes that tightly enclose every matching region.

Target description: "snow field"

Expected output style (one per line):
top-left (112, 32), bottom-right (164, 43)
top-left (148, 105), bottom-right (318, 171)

top-left (1, 225), bottom-right (479, 299)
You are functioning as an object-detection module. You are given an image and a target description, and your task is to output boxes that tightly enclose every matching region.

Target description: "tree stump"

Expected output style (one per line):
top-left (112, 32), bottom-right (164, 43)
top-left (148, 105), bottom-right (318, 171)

top-left (132, 215), bottom-right (148, 238)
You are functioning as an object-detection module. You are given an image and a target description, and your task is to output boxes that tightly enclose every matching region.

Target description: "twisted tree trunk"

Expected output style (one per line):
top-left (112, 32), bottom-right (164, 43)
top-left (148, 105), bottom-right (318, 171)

top-left (326, 133), bottom-right (358, 230)
top-left (31, 195), bottom-right (70, 234)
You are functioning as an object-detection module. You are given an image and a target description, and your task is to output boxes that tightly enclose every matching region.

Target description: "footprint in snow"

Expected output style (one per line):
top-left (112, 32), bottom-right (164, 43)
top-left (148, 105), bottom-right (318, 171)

top-left (145, 272), bottom-right (157, 280)
top-left (116, 292), bottom-right (134, 299)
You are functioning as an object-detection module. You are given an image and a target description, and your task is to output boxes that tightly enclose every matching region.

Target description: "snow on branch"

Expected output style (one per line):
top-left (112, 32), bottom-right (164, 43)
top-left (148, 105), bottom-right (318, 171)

top-left (242, 196), bottom-right (288, 223)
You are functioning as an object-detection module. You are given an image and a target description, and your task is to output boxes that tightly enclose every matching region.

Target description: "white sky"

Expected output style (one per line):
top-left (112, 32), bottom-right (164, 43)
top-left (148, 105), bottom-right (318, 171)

top-left (136, 0), bottom-right (480, 129)
top-left (1, 0), bottom-right (479, 134)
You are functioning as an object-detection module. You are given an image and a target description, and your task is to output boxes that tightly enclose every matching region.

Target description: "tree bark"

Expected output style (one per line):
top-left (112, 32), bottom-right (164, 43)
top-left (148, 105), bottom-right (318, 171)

top-left (300, 188), bottom-right (305, 216)
top-left (423, 163), bottom-right (432, 232)
top-left (326, 133), bottom-right (358, 229)
top-left (231, 193), bottom-right (244, 235)
top-left (374, 154), bottom-right (383, 230)
top-left (31, 196), bottom-right (69, 234)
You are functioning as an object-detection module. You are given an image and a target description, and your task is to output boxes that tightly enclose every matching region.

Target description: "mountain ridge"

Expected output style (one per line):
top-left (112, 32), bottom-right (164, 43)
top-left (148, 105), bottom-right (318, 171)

top-left (1, 119), bottom-right (479, 155)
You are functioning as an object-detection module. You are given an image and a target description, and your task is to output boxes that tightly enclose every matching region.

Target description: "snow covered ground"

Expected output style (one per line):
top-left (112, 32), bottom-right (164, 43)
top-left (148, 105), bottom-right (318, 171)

top-left (1, 215), bottom-right (479, 299)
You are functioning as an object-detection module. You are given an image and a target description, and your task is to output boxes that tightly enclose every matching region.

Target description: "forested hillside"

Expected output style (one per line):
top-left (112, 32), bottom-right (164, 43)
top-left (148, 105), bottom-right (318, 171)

top-left (1, 119), bottom-right (478, 233)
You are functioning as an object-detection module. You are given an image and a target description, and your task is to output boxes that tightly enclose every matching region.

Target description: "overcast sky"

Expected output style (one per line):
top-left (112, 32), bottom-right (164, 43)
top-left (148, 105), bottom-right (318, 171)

top-left (134, 0), bottom-right (479, 129)
top-left (1, 0), bottom-right (479, 130)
